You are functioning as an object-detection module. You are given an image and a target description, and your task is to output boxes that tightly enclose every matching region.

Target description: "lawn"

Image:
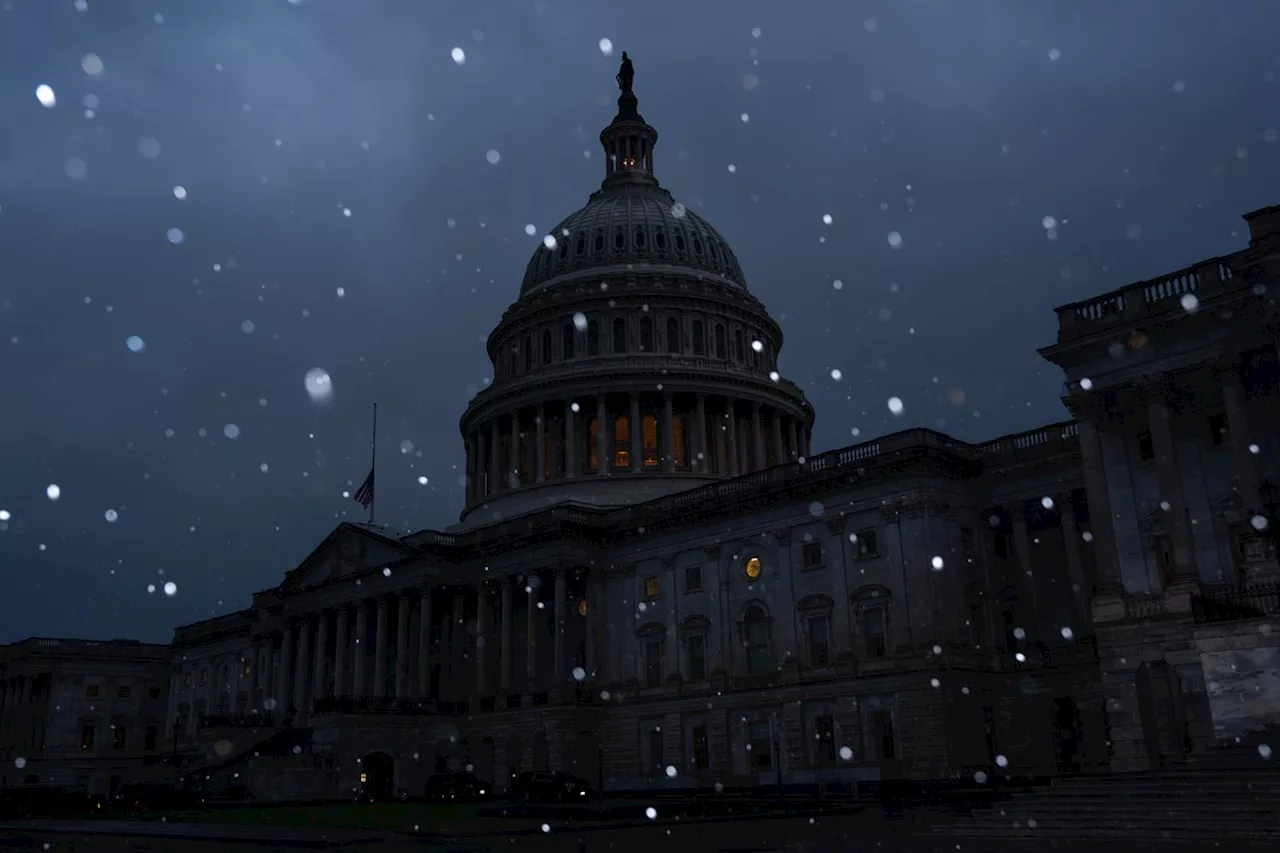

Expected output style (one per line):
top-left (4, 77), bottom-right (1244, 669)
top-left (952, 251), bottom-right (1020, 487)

top-left (155, 802), bottom-right (537, 835)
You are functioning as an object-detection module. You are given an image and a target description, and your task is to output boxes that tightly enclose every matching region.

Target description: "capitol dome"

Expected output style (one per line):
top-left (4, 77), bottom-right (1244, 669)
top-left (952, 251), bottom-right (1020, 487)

top-left (456, 53), bottom-right (813, 527)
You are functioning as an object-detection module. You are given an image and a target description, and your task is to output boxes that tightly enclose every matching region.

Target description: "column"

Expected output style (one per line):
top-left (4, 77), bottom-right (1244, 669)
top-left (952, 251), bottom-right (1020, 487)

top-left (509, 410), bottom-right (521, 488)
top-left (488, 422), bottom-right (500, 495)
top-left (1058, 494), bottom-right (1089, 624)
top-left (416, 588), bottom-right (432, 699)
top-left (554, 569), bottom-right (567, 681)
top-left (395, 593), bottom-right (410, 698)
top-left (293, 616), bottom-right (311, 718)
top-left (1076, 417), bottom-right (1124, 595)
top-left (662, 390), bottom-right (676, 473)
top-left (313, 612), bottom-right (328, 701)
top-left (630, 393), bottom-right (643, 473)
top-left (500, 578), bottom-right (513, 691)
top-left (800, 428), bottom-right (811, 459)
top-left (374, 596), bottom-right (388, 698)
top-left (726, 405), bottom-right (740, 476)
top-left (451, 595), bottom-right (466, 695)
top-left (476, 582), bottom-right (490, 693)
top-left (1010, 503), bottom-right (1043, 637)
top-left (353, 604), bottom-right (368, 696)
top-left (787, 419), bottom-right (798, 460)
top-left (333, 607), bottom-right (349, 698)
top-left (750, 402), bottom-right (766, 471)
top-left (276, 625), bottom-right (294, 715)
top-left (596, 396), bottom-right (609, 474)
top-left (1219, 363), bottom-right (1262, 510)
top-left (465, 434), bottom-right (477, 503)
top-left (713, 400), bottom-right (728, 475)
top-left (694, 394), bottom-right (708, 472)
top-left (1148, 390), bottom-right (1198, 581)
top-left (565, 401), bottom-right (577, 478)
top-left (770, 409), bottom-right (784, 464)
top-left (585, 574), bottom-right (601, 677)
top-left (535, 404), bottom-right (547, 483)
top-left (526, 577), bottom-right (539, 688)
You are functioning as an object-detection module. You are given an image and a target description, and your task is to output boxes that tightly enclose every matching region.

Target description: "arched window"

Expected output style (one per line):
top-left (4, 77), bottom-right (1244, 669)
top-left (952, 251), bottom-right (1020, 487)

top-left (714, 324), bottom-right (727, 359)
top-left (666, 317), bottom-right (681, 353)
top-left (524, 336), bottom-right (533, 371)
top-left (672, 413), bottom-right (689, 470)
top-left (586, 417), bottom-right (599, 473)
top-left (541, 330), bottom-right (552, 366)
top-left (562, 324), bottom-right (576, 360)
top-left (612, 318), bottom-right (627, 354)
top-left (509, 348), bottom-right (519, 377)
top-left (587, 321), bottom-right (600, 356)
top-left (743, 605), bottom-right (770, 675)
top-left (575, 233), bottom-right (586, 256)
top-left (612, 415), bottom-right (630, 470)
top-left (692, 320), bottom-right (705, 356)
top-left (639, 316), bottom-right (653, 352)
top-left (642, 413), bottom-right (659, 469)
top-left (733, 329), bottom-right (745, 362)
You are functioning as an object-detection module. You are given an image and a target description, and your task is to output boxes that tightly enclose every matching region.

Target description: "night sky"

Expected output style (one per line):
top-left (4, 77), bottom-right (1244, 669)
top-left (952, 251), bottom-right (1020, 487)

top-left (1, 0), bottom-right (1277, 644)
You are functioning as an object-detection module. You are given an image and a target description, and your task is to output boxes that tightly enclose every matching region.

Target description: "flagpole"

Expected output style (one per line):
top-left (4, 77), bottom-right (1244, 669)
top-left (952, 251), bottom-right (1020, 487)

top-left (369, 403), bottom-right (378, 526)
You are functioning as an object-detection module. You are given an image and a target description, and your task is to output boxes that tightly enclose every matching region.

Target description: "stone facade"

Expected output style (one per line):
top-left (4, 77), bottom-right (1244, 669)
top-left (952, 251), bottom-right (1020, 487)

top-left (3, 62), bottom-right (1280, 804)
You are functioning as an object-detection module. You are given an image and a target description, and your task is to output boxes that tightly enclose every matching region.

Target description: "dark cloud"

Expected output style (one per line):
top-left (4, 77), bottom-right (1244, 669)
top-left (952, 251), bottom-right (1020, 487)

top-left (1, 0), bottom-right (1278, 642)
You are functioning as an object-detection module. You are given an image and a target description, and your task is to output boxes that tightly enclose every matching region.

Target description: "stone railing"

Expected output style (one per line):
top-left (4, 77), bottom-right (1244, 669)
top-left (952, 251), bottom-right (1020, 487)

top-left (1054, 257), bottom-right (1237, 342)
top-left (311, 695), bottom-right (468, 716)
top-left (197, 713), bottom-right (278, 731)
top-left (1124, 594), bottom-right (1167, 619)
top-left (1194, 581), bottom-right (1280, 624)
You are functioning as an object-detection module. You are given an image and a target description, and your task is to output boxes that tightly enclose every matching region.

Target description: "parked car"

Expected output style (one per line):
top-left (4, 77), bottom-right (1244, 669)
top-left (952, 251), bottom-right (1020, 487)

top-left (0, 785), bottom-right (94, 819)
top-left (424, 771), bottom-right (490, 803)
top-left (110, 782), bottom-right (200, 814)
top-left (509, 770), bottom-right (600, 804)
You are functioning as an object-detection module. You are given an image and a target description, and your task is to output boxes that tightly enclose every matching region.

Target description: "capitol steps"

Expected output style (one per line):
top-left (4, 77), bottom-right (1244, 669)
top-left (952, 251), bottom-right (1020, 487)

top-left (928, 767), bottom-right (1280, 846)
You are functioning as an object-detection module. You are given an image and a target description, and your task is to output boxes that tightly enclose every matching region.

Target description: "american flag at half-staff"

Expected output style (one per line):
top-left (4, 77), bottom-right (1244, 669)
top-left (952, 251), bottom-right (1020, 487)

top-left (353, 403), bottom-right (377, 523)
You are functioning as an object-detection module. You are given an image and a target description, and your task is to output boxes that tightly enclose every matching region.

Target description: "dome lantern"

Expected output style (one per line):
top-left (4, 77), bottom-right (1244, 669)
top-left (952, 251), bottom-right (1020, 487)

top-left (599, 51), bottom-right (659, 188)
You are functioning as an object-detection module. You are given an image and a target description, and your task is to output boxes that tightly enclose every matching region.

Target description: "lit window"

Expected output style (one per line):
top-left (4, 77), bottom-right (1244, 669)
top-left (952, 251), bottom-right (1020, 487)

top-left (743, 556), bottom-right (762, 580)
top-left (86, 685), bottom-right (99, 698)
top-left (577, 598), bottom-right (588, 617)
top-left (612, 416), bottom-right (630, 470)
top-left (643, 575), bottom-right (659, 599)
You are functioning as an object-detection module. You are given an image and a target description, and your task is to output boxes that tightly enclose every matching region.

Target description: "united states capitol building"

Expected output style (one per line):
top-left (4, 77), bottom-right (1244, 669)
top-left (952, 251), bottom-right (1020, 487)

top-left (3, 63), bottom-right (1280, 802)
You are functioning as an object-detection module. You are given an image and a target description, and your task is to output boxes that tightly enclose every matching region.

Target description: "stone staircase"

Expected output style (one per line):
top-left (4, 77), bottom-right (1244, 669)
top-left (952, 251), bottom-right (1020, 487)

top-left (929, 767), bottom-right (1280, 847)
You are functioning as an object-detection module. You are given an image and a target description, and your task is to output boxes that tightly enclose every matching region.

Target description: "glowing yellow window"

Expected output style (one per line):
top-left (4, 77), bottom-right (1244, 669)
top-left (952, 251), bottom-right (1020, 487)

top-left (744, 556), bottom-right (762, 580)
top-left (577, 598), bottom-right (588, 617)
top-left (643, 575), bottom-right (659, 599)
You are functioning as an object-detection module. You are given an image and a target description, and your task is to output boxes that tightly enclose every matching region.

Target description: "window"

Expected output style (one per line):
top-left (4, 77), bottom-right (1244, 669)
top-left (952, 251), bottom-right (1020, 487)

top-left (968, 604), bottom-right (985, 648)
top-left (993, 531), bottom-right (1010, 560)
top-left (144, 725), bottom-right (158, 752)
top-left (684, 565), bottom-right (702, 592)
top-left (666, 317), bottom-right (681, 353)
top-left (524, 336), bottom-right (533, 371)
top-left (587, 320), bottom-right (600, 356)
top-left (871, 710), bottom-right (896, 760)
top-left (647, 728), bottom-right (663, 774)
top-left (743, 556), bottom-right (762, 580)
top-left (80, 724), bottom-right (95, 750)
top-left (643, 575), bottom-right (659, 599)
top-left (1137, 431), bottom-right (1154, 461)
top-left (692, 319), bottom-right (706, 355)
top-left (733, 328), bottom-right (745, 362)
top-left (686, 634), bottom-right (706, 680)
top-left (86, 684), bottom-right (99, 697)
top-left (199, 669), bottom-right (208, 686)
top-left (113, 726), bottom-right (128, 751)
top-left (1207, 412), bottom-right (1228, 446)
top-left (640, 316), bottom-right (653, 352)
top-left (853, 529), bottom-right (879, 559)
top-left (960, 527), bottom-right (976, 556)
top-left (509, 349), bottom-right (519, 378)
top-left (691, 725), bottom-right (709, 771)
top-left (542, 330), bottom-right (553, 365)
top-left (612, 415), bottom-right (630, 470)
top-left (644, 641), bottom-right (663, 687)
top-left (242, 658), bottom-right (252, 677)
top-left (801, 541), bottom-right (824, 569)
top-left (714, 324), bottom-right (727, 359)
top-left (642, 413), bottom-right (659, 469)
top-left (587, 417), bottom-right (599, 473)
top-left (612, 317), bottom-right (627, 354)
top-left (863, 606), bottom-right (888, 659)
top-left (562, 324), bottom-right (576, 360)
top-left (117, 686), bottom-right (131, 699)
top-left (149, 687), bottom-right (161, 699)
top-left (807, 614), bottom-right (831, 666)
top-left (748, 721), bottom-right (773, 769)
top-left (813, 715), bottom-right (836, 766)
top-left (744, 605), bottom-right (770, 674)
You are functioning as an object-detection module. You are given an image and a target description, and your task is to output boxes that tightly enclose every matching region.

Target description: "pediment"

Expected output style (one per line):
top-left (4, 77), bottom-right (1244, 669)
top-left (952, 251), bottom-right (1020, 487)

top-left (280, 523), bottom-right (417, 594)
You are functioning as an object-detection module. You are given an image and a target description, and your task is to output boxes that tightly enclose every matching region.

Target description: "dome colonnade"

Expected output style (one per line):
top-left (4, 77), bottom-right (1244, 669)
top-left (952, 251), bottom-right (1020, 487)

top-left (459, 54), bottom-right (813, 523)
